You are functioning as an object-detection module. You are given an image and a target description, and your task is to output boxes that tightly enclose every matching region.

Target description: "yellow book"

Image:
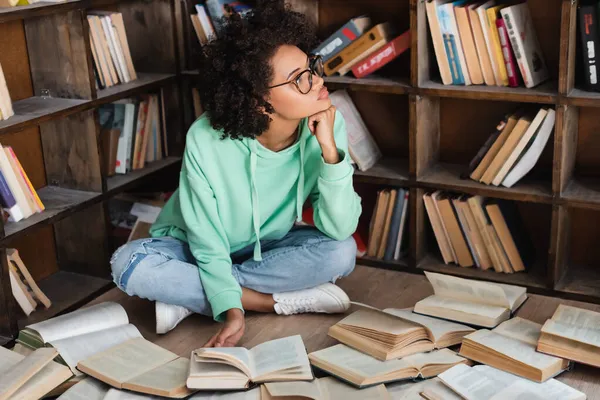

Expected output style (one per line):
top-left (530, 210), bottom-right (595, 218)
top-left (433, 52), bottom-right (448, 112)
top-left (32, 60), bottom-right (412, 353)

top-left (486, 6), bottom-right (508, 86)
top-left (9, 147), bottom-right (45, 212)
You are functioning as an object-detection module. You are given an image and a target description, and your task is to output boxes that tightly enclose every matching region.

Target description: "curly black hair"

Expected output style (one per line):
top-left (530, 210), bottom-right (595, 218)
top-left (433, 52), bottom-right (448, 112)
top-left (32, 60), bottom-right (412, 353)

top-left (196, 0), bottom-right (319, 140)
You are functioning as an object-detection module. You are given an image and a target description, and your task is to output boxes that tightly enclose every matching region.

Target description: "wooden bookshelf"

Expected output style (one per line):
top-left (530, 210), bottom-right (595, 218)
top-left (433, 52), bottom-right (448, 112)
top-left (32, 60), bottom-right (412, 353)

top-left (0, 0), bottom-right (183, 344)
top-left (176, 0), bottom-right (600, 308)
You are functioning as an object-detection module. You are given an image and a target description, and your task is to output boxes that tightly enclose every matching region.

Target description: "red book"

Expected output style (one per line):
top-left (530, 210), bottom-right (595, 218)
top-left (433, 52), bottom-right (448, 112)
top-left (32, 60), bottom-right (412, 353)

top-left (301, 208), bottom-right (367, 257)
top-left (496, 17), bottom-right (520, 88)
top-left (351, 30), bottom-right (411, 79)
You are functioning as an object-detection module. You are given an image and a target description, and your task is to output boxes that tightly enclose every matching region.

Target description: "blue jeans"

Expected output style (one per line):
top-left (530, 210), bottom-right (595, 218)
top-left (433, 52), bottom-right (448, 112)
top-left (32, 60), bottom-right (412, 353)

top-left (109, 226), bottom-right (357, 316)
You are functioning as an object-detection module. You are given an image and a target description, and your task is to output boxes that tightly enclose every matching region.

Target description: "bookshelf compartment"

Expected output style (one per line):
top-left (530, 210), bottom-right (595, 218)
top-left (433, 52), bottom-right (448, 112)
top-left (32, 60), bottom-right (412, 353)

top-left (417, 194), bottom-right (552, 291)
top-left (106, 156), bottom-right (182, 194)
top-left (416, 0), bottom-right (562, 97)
top-left (416, 97), bottom-right (555, 203)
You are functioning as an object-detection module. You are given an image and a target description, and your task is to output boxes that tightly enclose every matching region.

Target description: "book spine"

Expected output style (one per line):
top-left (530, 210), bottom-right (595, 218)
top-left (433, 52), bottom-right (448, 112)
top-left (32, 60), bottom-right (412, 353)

top-left (496, 17), bottom-right (519, 87)
top-left (463, 130), bottom-right (501, 179)
top-left (314, 20), bottom-right (365, 63)
top-left (0, 168), bottom-right (16, 210)
top-left (351, 31), bottom-right (411, 78)
top-left (444, 34), bottom-right (465, 84)
top-left (9, 147), bottom-right (44, 212)
top-left (578, 4), bottom-right (600, 91)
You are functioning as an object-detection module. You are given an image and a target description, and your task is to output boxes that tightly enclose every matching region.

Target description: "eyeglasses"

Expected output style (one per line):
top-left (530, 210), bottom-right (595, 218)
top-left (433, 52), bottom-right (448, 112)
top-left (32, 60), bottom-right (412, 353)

top-left (268, 55), bottom-right (324, 94)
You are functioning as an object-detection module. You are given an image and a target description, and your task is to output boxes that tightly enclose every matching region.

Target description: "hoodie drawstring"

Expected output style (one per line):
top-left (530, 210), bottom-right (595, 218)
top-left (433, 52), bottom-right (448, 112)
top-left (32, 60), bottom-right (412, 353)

top-left (249, 140), bottom-right (262, 261)
top-left (296, 135), bottom-right (305, 223)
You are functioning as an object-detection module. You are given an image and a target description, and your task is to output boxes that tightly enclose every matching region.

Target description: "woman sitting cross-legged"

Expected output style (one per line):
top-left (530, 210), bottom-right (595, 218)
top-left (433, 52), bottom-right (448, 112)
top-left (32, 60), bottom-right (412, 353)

top-left (109, 0), bottom-right (362, 347)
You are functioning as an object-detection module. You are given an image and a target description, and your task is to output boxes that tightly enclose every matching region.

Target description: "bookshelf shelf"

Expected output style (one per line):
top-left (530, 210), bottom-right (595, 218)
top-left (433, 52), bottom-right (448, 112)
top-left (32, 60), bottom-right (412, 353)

top-left (324, 76), bottom-right (412, 95)
top-left (353, 158), bottom-right (410, 186)
top-left (0, 0), bottom-right (82, 23)
top-left (418, 81), bottom-right (559, 104)
top-left (17, 271), bottom-right (112, 329)
top-left (418, 254), bottom-right (548, 291)
top-left (106, 156), bottom-right (182, 194)
top-left (417, 163), bottom-right (554, 204)
top-left (565, 89), bottom-right (600, 107)
top-left (96, 73), bottom-right (177, 102)
top-left (2, 186), bottom-right (100, 243)
top-left (555, 264), bottom-right (600, 301)
top-left (0, 97), bottom-right (88, 135)
top-left (357, 256), bottom-right (410, 271)
top-left (562, 179), bottom-right (600, 210)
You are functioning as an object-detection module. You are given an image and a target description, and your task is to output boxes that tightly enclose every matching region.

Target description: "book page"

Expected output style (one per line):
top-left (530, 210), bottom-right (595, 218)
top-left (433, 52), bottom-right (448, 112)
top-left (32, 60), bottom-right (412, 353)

top-left (319, 376), bottom-right (390, 400)
top-left (124, 357), bottom-right (193, 397)
top-left (104, 388), bottom-right (160, 399)
top-left (250, 335), bottom-right (311, 380)
top-left (337, 309), bottom-right (422, 335)
top-left (188, 387), bottom-right (261, 400)
top-left (77, 338), bottom-right (178, 386)
top-left (9, 360), bottom-right (72, 400)
top-left (51, 323), bottom-right (142, 374)
top-left (384, 308), bottom-right (474, 342)
top-left (56, 378), bottom-right (108, 400)
top-left (424, 272), bottom-right (510, 308)
top-left (494, 283), bottom-right (527, 310)
top-left (552, 304), bottom-right (600, 330)
top-left (195, 347), bottom-right (253, 377)
top-left (386, 379), bottom-right (434, 400)
top-left (0, 347), bottom-right (58, 399)
top-left (26, 302), bottom-right (129, 343)
top-left (417, 295), bottom-right (507, 319)
top-left (543, 320), bottom-right (600, 348)
top-left (263, 380), bottom-right (321, 399)
top-left (188, 356), bottom-right (249, 380)
top-left (493, 317), bottom-right (541, 345)
top-left (421, 378), bottom-right (463, 400)
top-left (464, 329), bottom-right (561, 370)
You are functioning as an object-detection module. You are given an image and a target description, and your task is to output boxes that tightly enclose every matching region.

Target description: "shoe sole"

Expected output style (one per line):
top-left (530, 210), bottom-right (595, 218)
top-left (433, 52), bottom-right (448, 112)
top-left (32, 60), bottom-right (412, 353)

top-left (318, 284), bottom-right (350, 313)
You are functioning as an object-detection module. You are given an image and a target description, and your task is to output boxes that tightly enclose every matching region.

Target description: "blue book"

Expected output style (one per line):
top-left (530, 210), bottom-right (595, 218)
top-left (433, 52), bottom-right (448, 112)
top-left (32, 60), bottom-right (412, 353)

top-left (312, 16), bottom-right (372, 62)
top-left (438, 2), bottom-right (467, 85)
top-left (384, 189), bottom-right (405, 261)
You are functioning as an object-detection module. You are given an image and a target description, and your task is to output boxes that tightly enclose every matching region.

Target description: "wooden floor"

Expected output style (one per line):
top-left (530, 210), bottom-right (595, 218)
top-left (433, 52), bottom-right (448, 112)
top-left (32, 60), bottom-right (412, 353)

top-left (86, 265), bottom-right (600, 397)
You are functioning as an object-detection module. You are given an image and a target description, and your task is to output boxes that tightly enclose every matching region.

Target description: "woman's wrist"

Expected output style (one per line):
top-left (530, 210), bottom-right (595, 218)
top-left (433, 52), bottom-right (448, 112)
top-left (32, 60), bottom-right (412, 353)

top-left (320, 142), bottom-right (339, 164)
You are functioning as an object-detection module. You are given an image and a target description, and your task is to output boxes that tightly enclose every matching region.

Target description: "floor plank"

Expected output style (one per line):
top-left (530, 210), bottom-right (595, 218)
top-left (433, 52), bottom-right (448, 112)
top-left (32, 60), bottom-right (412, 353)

top-left (85, 266), bottom-right (600, 397)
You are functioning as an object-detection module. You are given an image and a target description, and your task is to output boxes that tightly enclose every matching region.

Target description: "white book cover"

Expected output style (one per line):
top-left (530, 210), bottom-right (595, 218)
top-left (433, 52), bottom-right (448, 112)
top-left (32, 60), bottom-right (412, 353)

top-left (329, 90), bottom-right (382, 171)
top-left (426, 0), bottom-right (453, 85)
top-left (393, 191), bottom-right (409, 260)
top-left (195, 5), bottom-right (216, 41)
top-left (501, 3), bottom-right (549, 88)
top-left (114, 101), bottom-right (135, 174)
top-left (107, 16), bottom-right (131, 83)
top-left (502, 109), bottom-right (555, 188)
top-left (9, 269), bottom-right (35, 316)
top-left (476, 1), bottom-right (501, 86)
top-left (99, 16), bottom-right (125, 83)
top-left (438, 2), bottom-right (471, 85)
top-left (0, 61), bottom-right (14, 120)
top-left (492, 108), bottom-right (548, 186)
top-left (122, 103), bottom-right (136, 173)
top-left (0, 146), bottom-right (33, 218)
top-left (90, 16), bottom-right (118, 86)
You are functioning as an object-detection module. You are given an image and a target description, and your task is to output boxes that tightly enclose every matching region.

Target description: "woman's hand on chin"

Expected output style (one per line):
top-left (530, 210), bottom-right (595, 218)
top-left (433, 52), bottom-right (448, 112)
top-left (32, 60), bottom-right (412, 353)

top-left (308, 105), bottom-right (339, 164)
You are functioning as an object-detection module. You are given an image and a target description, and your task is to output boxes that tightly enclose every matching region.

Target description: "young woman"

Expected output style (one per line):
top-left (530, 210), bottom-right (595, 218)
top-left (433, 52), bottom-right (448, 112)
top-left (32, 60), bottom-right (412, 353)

top-left (110, 0), bottom-right (362, 348)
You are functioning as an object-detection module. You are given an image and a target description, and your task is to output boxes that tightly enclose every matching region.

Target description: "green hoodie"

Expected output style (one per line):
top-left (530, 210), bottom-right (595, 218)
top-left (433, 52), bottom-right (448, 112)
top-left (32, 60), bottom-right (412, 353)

top-left (149, 110), bottom-right (362, 321)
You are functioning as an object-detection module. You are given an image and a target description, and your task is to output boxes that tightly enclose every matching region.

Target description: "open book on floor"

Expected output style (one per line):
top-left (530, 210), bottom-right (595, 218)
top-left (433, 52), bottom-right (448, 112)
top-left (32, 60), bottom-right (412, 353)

top-left (537, 304), bottom-right (600, 368)
top-left (187, 335), bottom-right (313, 390)
top-left (17, 302), bottom-right (142, 376)
top-left (56, 377), bottom-right (109, 400)
top-left (436, 364), bottom-right (586, 400)
top-left (414, 272), bottom-right (527, 328)
top-left (76, 337), bottom-right (195, 398)
top-left (387, 377), bottom-right (461, 400)
top-left (0, 347), bottom-right (72, 400)
top-left (308, 344), bottom-right (468, 388)
top-left (328, 307), bottom-right (474, 360)
top-left (459, 317), bottom-right (569, 382)
top-left (261, 377), bottom-right (390, 399)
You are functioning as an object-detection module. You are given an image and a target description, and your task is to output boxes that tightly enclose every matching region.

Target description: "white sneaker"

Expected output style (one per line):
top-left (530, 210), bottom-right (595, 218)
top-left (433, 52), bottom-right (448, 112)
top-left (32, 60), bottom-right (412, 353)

top-left (273, 283), bottom-right (350, 315)
top-left (155, 302), bottom-right (193, 334)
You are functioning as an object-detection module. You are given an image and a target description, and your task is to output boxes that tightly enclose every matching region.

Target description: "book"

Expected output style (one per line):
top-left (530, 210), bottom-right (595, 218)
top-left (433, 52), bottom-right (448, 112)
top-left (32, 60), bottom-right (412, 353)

top-left (438, 364), bottom-right (586, 400)
top-left (435, 193), bottom-right (474, 267)
top-left (17, 302), bottom-right (143, 376)
top-left (496, 16), bottom-right (520, 87)
top-left (309, 345), bottom-right (468, 388)
top-left (329, 89), bottom-right (382, 171)
top-left (0, 61), bottom-right (14, 120)
top-left (324, 23), bottom-right (394, 76)
top-left (538, 304), bottom-right (600, 368)
top-left (486, 5), bottom-right (509, 86)
top-left (367, 190), bottom-right (390, 257)
top-left (377, 189), bottom-right (398, 259)
top-left (419, 378), bottom-right (463, 400)
top-left (391, 189), bottom-right (410, 261)
top-left (455, 3), bottom-right (484, 85)
top-left (386, 377), bottom-right (458, 400)
top-left (501, 2), bottom-right (549, 88)
top-left (578, 1), bottom-right (600, 91)
top-left (313, 16), bottom-right (372, 62)
top-left (454, 196), bottom-right (493, 270)
top-left (384, 189), bottom-right (405, 261)
top-left (195, 4), bottom-right (216, 42)
top-left (459, 317), bottom-right (569, 382)
top-left (476, 1), bottom-right (502, 86)
top-left (8, 147), bottom-right (44, 213)
top-left (187, 335), bottom-right (312, 389)
top-left (8, 248), bottom-right (51, 308)
top-left (261, 376), bottom-right (390, 399)
top-left (424, 192), bottom-right (455, 264)
top-left (351, 30), bottom-right (411, 78)
top-left (426, 0), bottom-right (454, 85)
top-left (0, 347), bottom-right (72, 400)
top-left (327, 307), bottom-right (474, 360)
top-left (414, 272), bottom-right (527, 328)
top-left (55, 376), bottom-right (108, 400)
top-left (77, 337), bottom-right (194, 398)
top-left (0, 144), bottom-right (33, 219)
top-left (9, 266), bottom-right (35, 316)
top-left (502, 108), bottom-right (556, 187)
top-left (466, 195), bottom-right (503, 272)
top-left (0, 168), bottom-right (23, 222)
top-left (437, 1), bottom-right (469, 85)
top-left (468, 3), bottom-right (495, 86)
top-left (191, 14), bottom-right (208, 45)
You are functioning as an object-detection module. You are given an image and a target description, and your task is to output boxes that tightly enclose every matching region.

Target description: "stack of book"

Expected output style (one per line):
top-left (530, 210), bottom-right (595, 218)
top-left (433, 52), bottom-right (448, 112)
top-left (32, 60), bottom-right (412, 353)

top-left (466, 108), bottom-right (556, 188)
top-left (190, 3), bottom-right (217, 45)
top-left (313, 16), bottom-right (411, 79)
top-left (0, 61), bottom-right (14, 121)
top-left (98, 94), bottom-right (168, 176)
top-left (367, 187), bottom-right (410, 262)
top-left (87, 12), bottom-right (137, 90)
top-left (8, 248), bottom-right (52, 317)
top-left (578, 0), bottom-right (600, 92)
top-left (423, 192), bottom-right (534, 272)
top-left (427, 1), bottom-right (549, 88)
top-left (0, 145), bottom-right (45, 223)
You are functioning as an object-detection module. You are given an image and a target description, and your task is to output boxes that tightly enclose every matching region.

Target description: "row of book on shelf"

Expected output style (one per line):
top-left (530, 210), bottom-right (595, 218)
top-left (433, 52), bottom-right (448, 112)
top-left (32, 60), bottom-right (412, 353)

top-left (367, 188), bottom-right (410, 261)
top-left (6, 272), bottom-right (593, 399)
top-left (424, 191), bottom-right (534, 273)
top-left (0, 62), bottom-right (14, 122)
top-left (99, 94), bottom-right (169, 177)
top-left (87, 11), bottom-right (138, 90)
top-left (427, 1), bottom-right (549, 88)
